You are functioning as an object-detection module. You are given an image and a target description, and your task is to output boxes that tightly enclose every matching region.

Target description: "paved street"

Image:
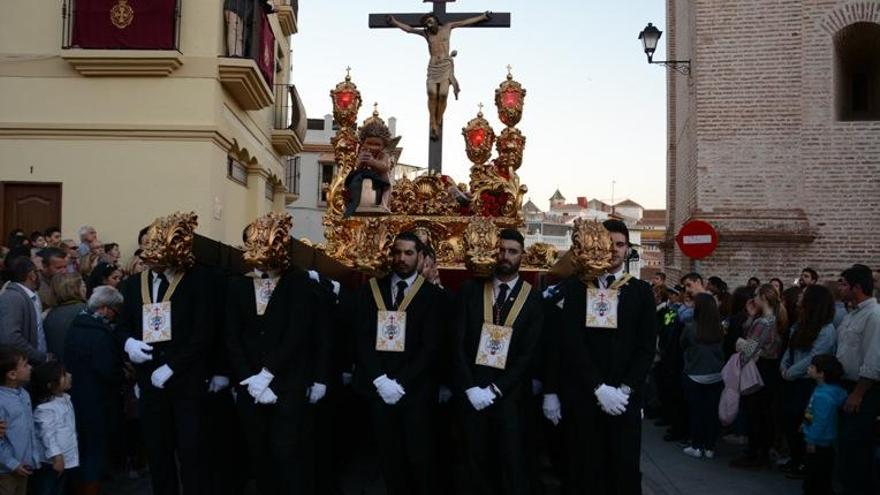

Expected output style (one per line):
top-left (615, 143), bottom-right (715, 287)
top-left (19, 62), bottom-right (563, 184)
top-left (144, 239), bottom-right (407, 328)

top-left (106, 419), bottom-right (800, 495)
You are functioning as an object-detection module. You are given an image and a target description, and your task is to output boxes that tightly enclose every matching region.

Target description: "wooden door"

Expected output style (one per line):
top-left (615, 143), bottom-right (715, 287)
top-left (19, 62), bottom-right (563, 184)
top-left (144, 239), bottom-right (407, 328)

top-left (1, 182), bottom-right (62, 241)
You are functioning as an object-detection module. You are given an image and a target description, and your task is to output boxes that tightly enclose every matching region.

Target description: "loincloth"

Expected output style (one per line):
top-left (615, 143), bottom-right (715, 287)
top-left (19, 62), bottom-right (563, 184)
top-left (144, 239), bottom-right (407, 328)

top-left (427, 57), bottom-right (455, 86)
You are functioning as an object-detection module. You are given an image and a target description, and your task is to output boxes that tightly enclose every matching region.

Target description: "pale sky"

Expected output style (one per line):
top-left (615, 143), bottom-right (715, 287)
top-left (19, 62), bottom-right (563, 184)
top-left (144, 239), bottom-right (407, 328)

top-left (292, 0), bottom-right (668, 210)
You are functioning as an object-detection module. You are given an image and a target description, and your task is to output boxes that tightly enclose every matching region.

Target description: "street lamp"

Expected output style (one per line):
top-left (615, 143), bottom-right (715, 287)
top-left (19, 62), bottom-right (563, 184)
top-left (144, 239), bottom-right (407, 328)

top-left (638, 22), bottom-right (691, 76)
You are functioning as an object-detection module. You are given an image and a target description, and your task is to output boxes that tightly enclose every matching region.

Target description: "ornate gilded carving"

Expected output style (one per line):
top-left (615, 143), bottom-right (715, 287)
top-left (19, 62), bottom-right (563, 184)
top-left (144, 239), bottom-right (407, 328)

top-left (463, 217), bottom-right (499, 277)
top-left (570, 218), bottom-right (614, 283)
top-left (322, 69), bottom-right (538, 273)
top-left (523, 242), bottom-right (559, 270)
top-left (243, 212), bottom-right (293, 272)
top-left (495, 66), bottom-right (526, 127)
top-left (462, 105), bottom-right (496, 165)
top-left (390, 174), bottom-right (458, 216)
top-left (140, 212), bottom-right (198, 270)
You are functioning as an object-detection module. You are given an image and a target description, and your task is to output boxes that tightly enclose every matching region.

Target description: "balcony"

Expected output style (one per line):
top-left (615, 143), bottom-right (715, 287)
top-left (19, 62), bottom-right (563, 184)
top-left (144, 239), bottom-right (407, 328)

top-left (61, 0), bottom-right (183, 76)
top-left (219, 0), bottom-right (276, 109)
top-left (273, 0), bottom-right (299, 36)
top-left (271, 84), bottom-right (306, 156)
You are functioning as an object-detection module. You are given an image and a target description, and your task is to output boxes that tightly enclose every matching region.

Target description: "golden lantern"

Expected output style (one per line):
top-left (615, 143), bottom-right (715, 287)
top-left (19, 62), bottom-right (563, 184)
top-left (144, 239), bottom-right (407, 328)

top-left (330, 67), bottom-right (362, 128)
top-left (462, 104), bottom-right (496, 165)
top-left (494, 66), bottom-right (526, 127)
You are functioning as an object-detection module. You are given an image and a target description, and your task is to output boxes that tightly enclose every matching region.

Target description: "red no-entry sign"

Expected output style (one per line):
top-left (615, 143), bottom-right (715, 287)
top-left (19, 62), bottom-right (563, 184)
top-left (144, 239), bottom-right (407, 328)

top-left (675, 220), bottom-right (718, 259)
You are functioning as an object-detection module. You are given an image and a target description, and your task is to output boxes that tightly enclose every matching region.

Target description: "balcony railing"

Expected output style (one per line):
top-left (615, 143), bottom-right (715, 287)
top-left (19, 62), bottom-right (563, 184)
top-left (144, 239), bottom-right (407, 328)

top-left (274, 84), bottom-right (307, 142)
top-left (223, 0), bottom-right (275, 86)
top-left (62, 0), bottom-right (181, 50)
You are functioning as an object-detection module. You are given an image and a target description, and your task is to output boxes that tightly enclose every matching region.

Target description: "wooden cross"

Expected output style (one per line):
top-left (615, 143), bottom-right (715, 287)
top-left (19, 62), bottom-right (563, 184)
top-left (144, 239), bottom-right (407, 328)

top-left (369, 1), bottom-right (512, 174)
top-left (369, 0), bottom-right (511, 31)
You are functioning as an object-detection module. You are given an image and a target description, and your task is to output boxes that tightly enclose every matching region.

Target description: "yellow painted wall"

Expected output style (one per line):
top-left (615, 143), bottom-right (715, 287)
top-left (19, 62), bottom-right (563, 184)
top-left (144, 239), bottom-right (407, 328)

top-left (0, 0), bottom-right (295, 253)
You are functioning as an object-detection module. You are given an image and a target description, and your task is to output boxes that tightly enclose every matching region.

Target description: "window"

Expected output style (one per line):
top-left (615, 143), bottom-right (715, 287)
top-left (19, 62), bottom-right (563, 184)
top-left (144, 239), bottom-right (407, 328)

top-left (318, 162), bottom-right (335, 205)
top-left (265, 182), bottom-right (275, 201)
top-left (227, 156), bottom-right (247, 186)
top-left (284, 156), bottom-right (301, 195)
top-left (835, 22), bottom-right (880, 121)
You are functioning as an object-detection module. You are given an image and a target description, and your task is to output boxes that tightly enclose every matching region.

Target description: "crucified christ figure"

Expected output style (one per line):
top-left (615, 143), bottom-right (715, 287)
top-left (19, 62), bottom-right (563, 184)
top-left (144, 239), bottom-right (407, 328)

top-left (386, 11), bottom-right (491, 140)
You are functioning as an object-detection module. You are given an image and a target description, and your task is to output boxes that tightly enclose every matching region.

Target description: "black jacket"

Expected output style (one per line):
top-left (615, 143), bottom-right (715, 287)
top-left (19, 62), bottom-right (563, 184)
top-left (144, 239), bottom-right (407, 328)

top-left (117, 266), bottom-right (213, 396)
top-left (453, 277), bottom-right (543, 398)
top-left (354, 275), bottom-right (443, 397)
top-left (552, 276), bottom-right (657, 400)
top-left (224, 269), bottom-right (328, 396)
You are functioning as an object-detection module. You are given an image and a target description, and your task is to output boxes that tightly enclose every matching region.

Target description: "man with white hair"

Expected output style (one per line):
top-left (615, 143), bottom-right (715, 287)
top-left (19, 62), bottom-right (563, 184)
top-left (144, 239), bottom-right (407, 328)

top-left (77, 225), bottom-right (97, 257)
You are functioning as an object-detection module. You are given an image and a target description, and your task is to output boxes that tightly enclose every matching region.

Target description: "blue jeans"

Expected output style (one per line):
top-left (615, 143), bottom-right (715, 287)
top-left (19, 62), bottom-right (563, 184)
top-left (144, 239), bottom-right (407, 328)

top-left (683, 376), bottom-right (724, 451)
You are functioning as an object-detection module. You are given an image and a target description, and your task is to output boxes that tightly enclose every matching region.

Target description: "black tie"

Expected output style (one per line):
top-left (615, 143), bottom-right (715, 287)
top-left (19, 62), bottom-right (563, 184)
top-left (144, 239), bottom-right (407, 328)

top-left (394, 281), bottom-right (408, 310)
top-left (605, 275), bottom-right (616, 288)
top-left (494, 283), bottom-right (510, 324)
top-left (155, 272), bottom-right (169, 302)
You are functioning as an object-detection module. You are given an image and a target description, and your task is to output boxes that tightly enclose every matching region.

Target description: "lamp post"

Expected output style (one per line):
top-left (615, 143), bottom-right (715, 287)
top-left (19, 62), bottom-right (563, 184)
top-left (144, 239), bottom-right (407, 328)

top-left (638, 22), bottom-right (691, 76)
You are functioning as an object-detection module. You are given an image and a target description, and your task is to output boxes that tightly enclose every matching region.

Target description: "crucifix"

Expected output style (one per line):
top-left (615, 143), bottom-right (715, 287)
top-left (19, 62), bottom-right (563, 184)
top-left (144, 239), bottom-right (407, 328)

top-left (369, 1), bottom-right (511, 174)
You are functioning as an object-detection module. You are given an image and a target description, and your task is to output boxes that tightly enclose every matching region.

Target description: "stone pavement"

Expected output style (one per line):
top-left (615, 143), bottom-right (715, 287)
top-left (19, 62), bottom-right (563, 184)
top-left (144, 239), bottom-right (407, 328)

top-left (106, 419), bottom-right (802, 494)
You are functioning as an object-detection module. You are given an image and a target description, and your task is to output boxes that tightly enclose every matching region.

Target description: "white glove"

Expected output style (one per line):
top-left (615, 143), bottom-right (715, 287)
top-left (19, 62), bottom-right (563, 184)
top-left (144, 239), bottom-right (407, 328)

top-left (341, 372), bottom-right (353, 385)
top-left (465, 386), bottom-right (494, 411)
top-left (208, 375), bottom-right (230, 393)
top-left (150, 365), bottom-right (174, 389)
top-left (256, 386), bottom-right (278, 404)
top-left (124, 338), bottom-right (153, 364)
top-left (373, 375), bottom-right (405, 405)
top-left (595, 384), bottom-right (629, 416)
top-left (438, 385), bottom-right (453, 404)
top-left (240, 368), bottom-right (274, 401)
top-left (308, 383), bottom-right (327, 404)
top-left (330, 280), bottom-right (341, 297)
top-left (308, 270), bottom-right (320, 283)
top-left (531, 379), bottom-right (543, 396)
top-left (134, 384), bottom-right (140, 400)
top-left (542, 394), bottom-right (562, 426)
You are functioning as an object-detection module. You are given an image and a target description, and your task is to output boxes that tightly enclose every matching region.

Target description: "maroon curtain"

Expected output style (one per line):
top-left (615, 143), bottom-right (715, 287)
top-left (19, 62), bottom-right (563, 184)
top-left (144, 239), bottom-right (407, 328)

top-left (257, 8), bottom-right (275, 86)
top-left (71, 0), bottom-right (177, 49)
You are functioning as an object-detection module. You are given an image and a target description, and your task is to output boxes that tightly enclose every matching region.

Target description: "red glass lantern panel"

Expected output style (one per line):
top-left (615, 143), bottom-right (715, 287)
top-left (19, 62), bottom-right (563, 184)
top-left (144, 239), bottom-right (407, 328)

top-left (336, 91), bottom-right (354, 109)
top-left (467, 128), bottom-right (487, 147)
top-left (501, 90), bottom-right (521, 108)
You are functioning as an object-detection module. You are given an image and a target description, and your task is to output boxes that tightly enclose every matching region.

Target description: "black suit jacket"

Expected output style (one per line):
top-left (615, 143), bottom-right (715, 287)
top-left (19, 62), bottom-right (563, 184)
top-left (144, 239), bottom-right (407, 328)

top-left (453, 277), bottom-right (543, 397)
top-left (117, 266), bottom-right (213, 396)
top-left (551, 276), bottom-right (657, 401)
top-left (354, 275), bottom-right (443, 397)
top-left (224, 269), bottom-right (328, 396)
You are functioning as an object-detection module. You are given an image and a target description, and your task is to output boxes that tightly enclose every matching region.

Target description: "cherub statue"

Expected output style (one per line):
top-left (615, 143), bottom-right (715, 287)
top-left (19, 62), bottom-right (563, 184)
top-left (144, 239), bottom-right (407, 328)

top-left (343, 107), bottom-right (401, 218)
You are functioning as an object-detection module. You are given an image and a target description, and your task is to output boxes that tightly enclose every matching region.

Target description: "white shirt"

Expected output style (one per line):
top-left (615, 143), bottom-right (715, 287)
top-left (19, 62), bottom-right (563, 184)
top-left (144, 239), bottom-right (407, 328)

top-left (390, 272), bottom-right (419, 302)
top-left (34, 394), bottom-right (79, 469)
top-left (150, 269), bottom-right (178, 303)
top-left (17, 283), bottom-right (46, 353)
top-left (835, 297), bottom-right (880, 382)
top-left (599, 266), bottom-right (626, 289)
top-left (493, 276), bottom-right (519, 303)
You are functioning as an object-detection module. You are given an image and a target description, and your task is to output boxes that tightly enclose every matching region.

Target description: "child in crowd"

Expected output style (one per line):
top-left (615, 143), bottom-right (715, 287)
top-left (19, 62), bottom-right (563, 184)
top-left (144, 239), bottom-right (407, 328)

top-left (0, 346), bottom-right (39, 495)
top-left (802, 354), bottom-right (847, 495)
top-left (31, 362), bottom-right (78, 495)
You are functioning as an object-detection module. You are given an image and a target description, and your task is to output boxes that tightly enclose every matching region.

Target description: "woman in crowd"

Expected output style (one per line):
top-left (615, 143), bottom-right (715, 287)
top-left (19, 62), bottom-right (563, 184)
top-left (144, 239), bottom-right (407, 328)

top-left (731, 283), bottom-right (788, 469)
top-left (779, 284), bottom-right (836, 478)
top-left (722, 286), bottom-right (753, 360)
top-left (681, 293), bottom-right (726, 459)
top-left (123, 249), bottom-right (146, 279)
top-left (43, 273), bottom-right (88, 361)
top-left (86, 262), bottom-right (122, 297)
top-left (64, 286), bottom-right (125, 495)
top-left (769, 278), bottom-right (784, 295)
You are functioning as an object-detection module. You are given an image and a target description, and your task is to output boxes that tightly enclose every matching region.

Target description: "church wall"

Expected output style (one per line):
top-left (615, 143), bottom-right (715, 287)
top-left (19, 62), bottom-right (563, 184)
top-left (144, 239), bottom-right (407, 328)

top-left (665, 0), bottom-right (880, 283)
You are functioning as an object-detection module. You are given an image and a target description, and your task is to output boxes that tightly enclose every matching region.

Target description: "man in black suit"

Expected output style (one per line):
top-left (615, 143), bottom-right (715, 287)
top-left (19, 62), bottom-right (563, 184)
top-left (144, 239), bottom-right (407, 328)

top-left (224, 214), bottom-right (328, 494)
top-left (544, 219), bottom-right (657, 495)
top-left (453, 228), bottom-right (543, 495)
top-left (354, 231), bottom-right (444, 495)
top-left (116, 212), bottom-right (212, 495)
